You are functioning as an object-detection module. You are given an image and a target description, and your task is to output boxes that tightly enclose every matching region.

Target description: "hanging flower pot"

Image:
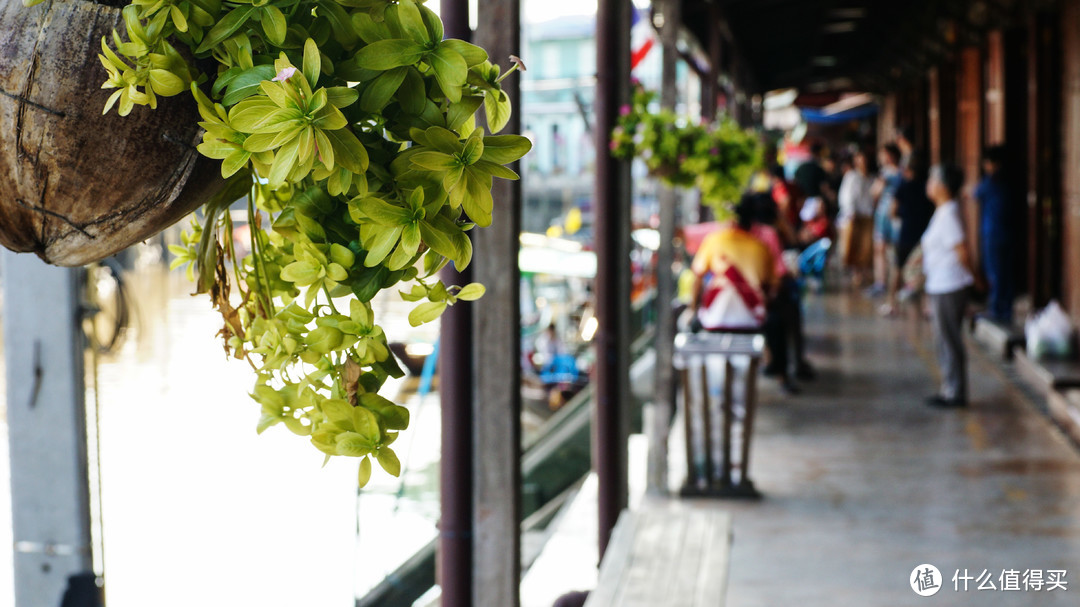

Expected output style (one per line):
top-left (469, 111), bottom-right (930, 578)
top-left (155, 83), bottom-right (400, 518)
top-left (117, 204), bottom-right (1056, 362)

top-left (0, 0), bottom-right (223, 266)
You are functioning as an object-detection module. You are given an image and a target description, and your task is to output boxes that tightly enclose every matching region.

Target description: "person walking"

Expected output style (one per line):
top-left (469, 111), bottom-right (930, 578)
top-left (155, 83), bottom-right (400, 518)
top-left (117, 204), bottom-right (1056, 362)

top-left (749, 193), bottom-right (815, 390)
top-left (889, 153), bottom-right (935, 312)
top-left (869, 143), bottom-right (904, 303)
top-left (975, 145), bottom-right (1014, 323)
top-left (923, 164), bottom-right (978, 408)
top-left (837, 150), bottom-right (876, 286)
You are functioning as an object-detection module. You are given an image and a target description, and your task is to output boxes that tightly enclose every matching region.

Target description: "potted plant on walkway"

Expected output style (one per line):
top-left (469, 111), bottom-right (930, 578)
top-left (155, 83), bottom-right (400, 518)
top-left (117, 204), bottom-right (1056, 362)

top-left (12, 0), bottom-right (531, 485)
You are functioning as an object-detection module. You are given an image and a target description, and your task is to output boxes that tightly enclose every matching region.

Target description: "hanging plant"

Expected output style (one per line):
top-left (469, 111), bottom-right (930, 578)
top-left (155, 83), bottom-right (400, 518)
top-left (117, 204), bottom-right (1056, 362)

top-left (611, 85), bottom-right (760, 216)
top-left (22, 0), bottom-right (531, 485)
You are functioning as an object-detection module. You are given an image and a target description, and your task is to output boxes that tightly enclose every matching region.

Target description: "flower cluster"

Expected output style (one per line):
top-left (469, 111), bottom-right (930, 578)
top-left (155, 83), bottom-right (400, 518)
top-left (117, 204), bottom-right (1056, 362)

top-left (610, 86), bottom-right (760, 215)
top-left (45, 0), bottom-right (533, 484)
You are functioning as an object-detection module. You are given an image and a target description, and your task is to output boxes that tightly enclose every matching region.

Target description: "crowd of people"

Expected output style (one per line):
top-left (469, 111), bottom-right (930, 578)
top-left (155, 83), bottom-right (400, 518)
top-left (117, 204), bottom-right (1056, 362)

top-left (687, 127), bottom-right (1017, 407)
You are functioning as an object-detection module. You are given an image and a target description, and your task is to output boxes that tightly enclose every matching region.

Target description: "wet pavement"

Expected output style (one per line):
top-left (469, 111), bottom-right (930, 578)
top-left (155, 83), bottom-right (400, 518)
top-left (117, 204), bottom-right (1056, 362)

top-left (720, 293), bottom-right (1080, 605)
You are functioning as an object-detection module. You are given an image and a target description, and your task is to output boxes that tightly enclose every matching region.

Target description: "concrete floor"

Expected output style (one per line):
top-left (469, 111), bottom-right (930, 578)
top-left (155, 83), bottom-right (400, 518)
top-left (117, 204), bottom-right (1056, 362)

top-left (720, 293), bottom-right (1080, 605)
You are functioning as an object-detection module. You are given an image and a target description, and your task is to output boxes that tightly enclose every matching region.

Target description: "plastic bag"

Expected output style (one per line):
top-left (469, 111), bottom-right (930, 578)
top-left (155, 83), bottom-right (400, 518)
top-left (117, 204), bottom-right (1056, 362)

top-left (1026, 300), bottom-right (1076, 359)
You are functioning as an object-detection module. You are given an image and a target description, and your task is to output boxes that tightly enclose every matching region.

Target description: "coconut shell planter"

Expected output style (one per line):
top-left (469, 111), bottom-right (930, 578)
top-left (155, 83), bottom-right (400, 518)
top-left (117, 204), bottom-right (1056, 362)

top-left (4, 0), bottom-right (531, 488)
top-left (0, 0), bottom-right (223, 266)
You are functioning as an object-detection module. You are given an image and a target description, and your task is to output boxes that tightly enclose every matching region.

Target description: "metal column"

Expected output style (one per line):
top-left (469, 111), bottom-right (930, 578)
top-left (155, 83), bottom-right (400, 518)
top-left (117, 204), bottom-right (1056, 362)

top-left (647, 0), bottom-right (681, 496)
top-left (3, 252), bottom-right (95, 606)
top-left (592, 0), bottom-right (633, 559)
top-left (438, 0), bottom-right (473, 605)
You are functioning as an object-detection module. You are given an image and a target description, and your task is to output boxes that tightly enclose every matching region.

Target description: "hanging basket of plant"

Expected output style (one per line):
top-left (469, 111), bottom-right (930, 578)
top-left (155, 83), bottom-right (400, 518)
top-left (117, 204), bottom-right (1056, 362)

top-left (0, 0), bottom-right (224, 266)
top-left (611, 85), bottom-right (761, 216)
top-left (15, 0), bottom-right (531, 487)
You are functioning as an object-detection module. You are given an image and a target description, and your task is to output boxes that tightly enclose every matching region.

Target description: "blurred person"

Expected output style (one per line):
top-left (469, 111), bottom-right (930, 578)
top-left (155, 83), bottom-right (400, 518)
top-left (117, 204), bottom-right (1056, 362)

top-left (896, 124), bottom-right (916, 168)
top-left (690, 197), bottom-right (776, 332)
top-left (750, 193), bottom-right (815, 390)
top-left (891, 153), bottom-right (935, 310)
top-left (975, 145), bottom-right (1014, 323)
top-left (869, 143), bottom-right (903, 302)
top-left (794, 141), bottom-right (835, 218)
top-left (768, 164), bottom-right (800, 245)
top-left (923, 164), bottom-right (978, 408)
top-left (837, 150), bottom-right (876, 286)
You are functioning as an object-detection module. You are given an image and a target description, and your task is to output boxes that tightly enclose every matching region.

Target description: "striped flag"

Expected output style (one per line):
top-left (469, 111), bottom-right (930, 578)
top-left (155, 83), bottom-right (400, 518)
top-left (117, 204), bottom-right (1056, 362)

top-left (630, 5), bottom-right (655, 71)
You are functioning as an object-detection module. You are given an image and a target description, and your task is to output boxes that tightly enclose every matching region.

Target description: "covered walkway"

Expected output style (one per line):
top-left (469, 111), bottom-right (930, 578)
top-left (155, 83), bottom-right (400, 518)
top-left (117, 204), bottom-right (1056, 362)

top-left (719, 292), bottom-right (1080, 604)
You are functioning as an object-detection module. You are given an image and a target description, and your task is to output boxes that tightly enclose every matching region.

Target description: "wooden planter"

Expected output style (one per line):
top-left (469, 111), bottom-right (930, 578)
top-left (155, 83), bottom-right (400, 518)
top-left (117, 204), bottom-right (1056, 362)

top-left (0, 0), bottom-right (223, 266)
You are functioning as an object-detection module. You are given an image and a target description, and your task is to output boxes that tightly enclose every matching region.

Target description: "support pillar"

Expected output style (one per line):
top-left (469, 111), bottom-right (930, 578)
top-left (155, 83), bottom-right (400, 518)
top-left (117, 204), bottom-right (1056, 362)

top-left (647, 0), bottom-right (680, 496)
top-left (438, 1), bottom-right (473, 604)
top-left (472, 0), bottom-right (523, 604)
top-left (3, 253), bottom-right (95, 607)
top-left (593, 0), bottom-right (633, 559)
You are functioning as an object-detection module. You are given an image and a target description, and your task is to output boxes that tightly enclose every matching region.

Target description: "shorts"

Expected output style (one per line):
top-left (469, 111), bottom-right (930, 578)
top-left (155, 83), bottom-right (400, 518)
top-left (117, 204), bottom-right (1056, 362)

top-left (873, 201), bottom-right (895, 243)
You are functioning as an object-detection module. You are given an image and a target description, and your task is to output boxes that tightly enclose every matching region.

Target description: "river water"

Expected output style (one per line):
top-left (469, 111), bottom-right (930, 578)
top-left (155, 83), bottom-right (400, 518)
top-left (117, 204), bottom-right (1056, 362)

top-left (1, 253), bottom-right (442, 605)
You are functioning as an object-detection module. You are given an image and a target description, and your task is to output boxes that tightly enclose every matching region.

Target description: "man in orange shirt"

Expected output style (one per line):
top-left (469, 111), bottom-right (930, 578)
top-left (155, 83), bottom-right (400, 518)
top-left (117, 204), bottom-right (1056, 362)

top-left (690, 197), bottom-right (776, 331)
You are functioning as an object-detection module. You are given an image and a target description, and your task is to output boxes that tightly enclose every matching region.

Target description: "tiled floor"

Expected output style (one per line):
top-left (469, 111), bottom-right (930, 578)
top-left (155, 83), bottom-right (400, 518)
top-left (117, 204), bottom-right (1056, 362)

top-left (720, 293), bottom-right (1080, 605)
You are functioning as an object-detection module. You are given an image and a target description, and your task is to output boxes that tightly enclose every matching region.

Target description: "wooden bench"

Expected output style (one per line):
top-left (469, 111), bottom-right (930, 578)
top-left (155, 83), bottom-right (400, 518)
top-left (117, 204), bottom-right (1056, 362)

top-left (585, 505), bottom-right (733, 607)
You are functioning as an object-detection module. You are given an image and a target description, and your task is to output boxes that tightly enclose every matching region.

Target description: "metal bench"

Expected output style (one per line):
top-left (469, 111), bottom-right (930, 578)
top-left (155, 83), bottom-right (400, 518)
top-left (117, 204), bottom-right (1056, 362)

top-left (585, 505), bottom-right (732, 607)
top-left (674, 331), bottom-right (765, 498)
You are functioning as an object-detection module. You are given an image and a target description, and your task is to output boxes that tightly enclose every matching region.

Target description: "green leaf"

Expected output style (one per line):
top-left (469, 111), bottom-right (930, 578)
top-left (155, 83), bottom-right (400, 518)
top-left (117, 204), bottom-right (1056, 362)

top-left (322, 399), bottom-right (354, 425)
top-left (395, 0), bottom-right (429, 45)
top-left (419, 215), bottom-right (466, 263)
top-left (360, 67), bottom-right (408, 113)
top-left (267, 136), bottom-right (301, 186)
top-left (418, 3), bottom-right (443, 43)
top-left (354, 39), bottom-right (426, 71)
top-left (221, 64), bottom-right (276, 106)
top-left (484, 89), bottom-right (511, 133)
top-left (396, 67), bottom-right (426, 115)
top-left (400, 222), bottom-right (421, 256)
top-left (410, 151), bottom-right (458, 171)
top-left (480, 135), bottom-right (532, 164)
top-left (408, 301), bottom-right (447, 327)
top-left (325, 86), bottom-right (359, 108)
top-left (456, 283), bottom-right (486, 301)
top-left (351, 11), bottom-right (392, 43)
top-left (280, 259), bottom-right (321, 285)
top-left (261, 5), bottom-right (287, 45)
top-left (461, 129), bottom-right (484, 165)
top-left (307, 326), bottom-right (344, 354)
top-left (360, 393), bottom-right (409, 429)
top-left (441, 39), bottom-right (488, 67)
top-left (364, 226), bottom-right (403, 266)
top-left (446, 95), bottom-right (483, 131)
top-left (357, 456), bottom-right (372, 486)
top-left (356, 197), bottom-right (413, 226)
top-left (336, 431), bottom-right (374, 457)
top-left (303, 38), bottom-right (321, 88)
top-left (316, 0), bottom-right (359, 46)
top-left (461, 172), bottom-right (493, 227)
top-left (148, 69), bottom-right (186, 96)
top-left (472, 160), bottom-right (520, 180)
top-left (376, 447), bottom-right (401, 476)
top-left (429, 45), bottom-right (468, 103)
top-left (353, 406), bottom-right (381, 443)
top-left (196, 5), bottom-right (256, 54)
top-left (322, 128), bottom-right (369, 173)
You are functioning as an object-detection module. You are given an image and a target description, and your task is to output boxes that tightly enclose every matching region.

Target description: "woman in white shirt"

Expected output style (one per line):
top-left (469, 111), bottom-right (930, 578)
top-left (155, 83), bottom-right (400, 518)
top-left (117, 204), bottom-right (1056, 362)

top-left (922, 164), bottom-right (979, 408)
top-left (837, 151), bottom-right (876, 285)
